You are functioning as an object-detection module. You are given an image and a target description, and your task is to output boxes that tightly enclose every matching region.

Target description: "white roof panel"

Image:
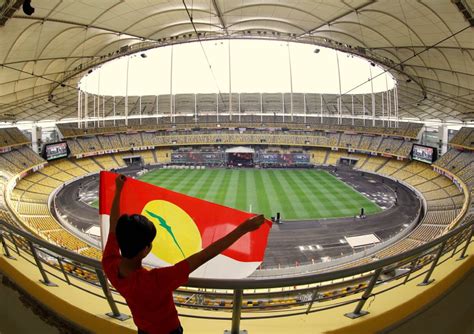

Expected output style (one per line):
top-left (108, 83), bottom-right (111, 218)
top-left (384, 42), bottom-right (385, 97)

top-left (0, 0), bottom-right (471, 122)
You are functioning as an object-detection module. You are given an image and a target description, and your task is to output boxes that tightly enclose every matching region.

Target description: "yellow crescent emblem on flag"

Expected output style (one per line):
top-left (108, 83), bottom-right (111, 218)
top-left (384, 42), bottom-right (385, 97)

top-left (142, 200), bottom-right (202, 264)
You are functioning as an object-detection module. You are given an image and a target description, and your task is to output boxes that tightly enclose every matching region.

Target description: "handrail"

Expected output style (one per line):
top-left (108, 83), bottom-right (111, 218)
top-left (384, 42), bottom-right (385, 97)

top-left (431, 165), bottom-right (471, 231)
top-left (188, 218), bottom-right (473, 289)
top-left (1, 212), bottom-right (472, 332)
top-left (0, 219), bottom-right (101, 268)
top-left (449, 143), bottom-right (474, 151)
top-left (1, 217), bottom-right (472, 289)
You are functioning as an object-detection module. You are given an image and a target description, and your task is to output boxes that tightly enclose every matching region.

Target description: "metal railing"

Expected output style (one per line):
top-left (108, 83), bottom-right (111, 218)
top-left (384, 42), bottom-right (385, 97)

top-left (0, 218), bottom-right (472, 333)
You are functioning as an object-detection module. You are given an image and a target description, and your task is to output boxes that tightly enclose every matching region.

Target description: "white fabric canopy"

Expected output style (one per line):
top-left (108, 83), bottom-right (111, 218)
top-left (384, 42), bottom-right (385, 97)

top-left (0, 0), bottom-right (472, 122)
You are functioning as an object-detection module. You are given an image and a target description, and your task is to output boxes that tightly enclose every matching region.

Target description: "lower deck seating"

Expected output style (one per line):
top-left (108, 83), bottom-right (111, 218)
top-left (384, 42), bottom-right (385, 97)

top-left (377, 159), bottom-right (406, 176)
top-left (79, 246), bottom-right (102, 259)
top-left (354, 156), bottom-right (368, 169)
top-left (6, 152), bottom-right (156, 253)
top-left (408, 225), bottom-right (446, 242)
top-left (374, 239), bottom-right (425, 259)
top-left (359, 156), bottom-right (387, 172)
top-left (44, 230), bottom-right (88, 250)
top-left (15, 202), bottom-right (50, 215)
top-left (422, 210), bottom-right (458, 225)
top-left (2, 149), bottom-right (469, 278)
top-left (325, 151), bottom-right (345, 165)
top-left (155, 149), bottom-right (172, 163)
top-left (404, 174), bottom-right (428, 187)
top-left (11, 189), bottom-right (49, 202)
top-left (110, 153), bottom-right (128, 167)
top-left (7, 159), bottom-right (97, 251)
top-left (73, 158), bottom-right (102, 173)
top-left (23, 216), bottom-right (61, 231)
top-left (140, 151), bottom-right (157, 165)
top-left (427, 195), bottom-right (464, 210)
top-left (52, 160), bottom-right (87, 176)
top-left (350, 156), bottom-right (468, 257)
top-left (93, 155), bottom-right (121, 170)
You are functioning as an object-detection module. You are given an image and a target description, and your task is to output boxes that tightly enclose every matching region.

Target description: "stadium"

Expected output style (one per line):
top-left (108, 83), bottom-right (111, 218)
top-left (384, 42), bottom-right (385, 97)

top-left (0, 1), bottom-right (473, 333)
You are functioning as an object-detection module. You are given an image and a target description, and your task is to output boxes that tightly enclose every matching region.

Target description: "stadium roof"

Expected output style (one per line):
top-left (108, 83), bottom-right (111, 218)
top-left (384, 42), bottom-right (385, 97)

top-left (0, 0), bottom-right (473, 123)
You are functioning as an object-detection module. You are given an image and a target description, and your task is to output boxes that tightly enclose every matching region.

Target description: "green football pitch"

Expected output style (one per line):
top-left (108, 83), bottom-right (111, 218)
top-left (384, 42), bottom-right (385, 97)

top-left (93, 168), bottom-right (381, 220)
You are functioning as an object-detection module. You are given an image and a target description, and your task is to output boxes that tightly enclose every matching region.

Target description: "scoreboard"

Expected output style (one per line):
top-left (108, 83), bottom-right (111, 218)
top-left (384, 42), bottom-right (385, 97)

top-left (411, 144), bottom-right (437, 164)
top-left (43, 141), bottom-right (69, 161)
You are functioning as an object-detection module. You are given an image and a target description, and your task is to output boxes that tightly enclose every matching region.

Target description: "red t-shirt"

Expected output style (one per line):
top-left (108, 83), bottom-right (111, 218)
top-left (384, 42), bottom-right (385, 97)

top-left (102, 233), bottom-right (190, 334)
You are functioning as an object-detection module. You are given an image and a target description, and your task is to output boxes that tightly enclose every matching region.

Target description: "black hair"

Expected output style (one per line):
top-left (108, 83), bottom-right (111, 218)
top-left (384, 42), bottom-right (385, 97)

top-left (116, 214), bottom-right (157, 259)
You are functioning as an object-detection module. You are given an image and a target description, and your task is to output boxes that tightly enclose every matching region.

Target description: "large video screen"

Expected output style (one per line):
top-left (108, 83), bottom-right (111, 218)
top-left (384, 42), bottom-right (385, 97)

top-left (256, 153), bottom-right (310, 165)
top-left (171, 151), bottom-right (224, 165)
top-left (412, 144), bottom-right (437, 164)
top-left (43, 142), bottom-right (69, 161)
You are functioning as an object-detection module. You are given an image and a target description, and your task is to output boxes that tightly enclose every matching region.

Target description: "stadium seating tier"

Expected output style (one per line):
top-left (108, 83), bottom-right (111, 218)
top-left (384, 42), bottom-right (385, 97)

top-left (0, 127), bottom-right (471, 279)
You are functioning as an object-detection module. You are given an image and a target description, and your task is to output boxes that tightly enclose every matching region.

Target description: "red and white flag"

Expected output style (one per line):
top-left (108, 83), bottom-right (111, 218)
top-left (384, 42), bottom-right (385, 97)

top-left (99, 171), bottom-right (272, 279)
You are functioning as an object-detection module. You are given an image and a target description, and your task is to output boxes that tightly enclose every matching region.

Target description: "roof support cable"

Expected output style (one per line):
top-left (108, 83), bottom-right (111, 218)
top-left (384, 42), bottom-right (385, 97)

top-left (0, 63), bottom-right (76, 90)
top-left (328, 25), bottom-right (471, 103)
top-left (399, 0), bottom-right (417, 57)
top-left (182, 0), bottom-right (228, 112)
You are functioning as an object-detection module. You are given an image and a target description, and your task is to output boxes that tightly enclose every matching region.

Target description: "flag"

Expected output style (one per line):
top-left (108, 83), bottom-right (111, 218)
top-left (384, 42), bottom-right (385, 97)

top-left (99, 171), bottom-right (272, 279)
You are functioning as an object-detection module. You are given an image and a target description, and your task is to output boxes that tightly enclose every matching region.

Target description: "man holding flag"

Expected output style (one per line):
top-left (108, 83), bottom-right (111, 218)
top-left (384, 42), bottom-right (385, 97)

top-left (102, 174), bottom-right (268, 334)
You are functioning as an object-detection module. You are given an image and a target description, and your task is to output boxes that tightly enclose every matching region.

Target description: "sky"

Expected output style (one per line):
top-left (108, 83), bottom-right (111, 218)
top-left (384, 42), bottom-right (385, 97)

top-left (79, 39), bottom-right (396, 96)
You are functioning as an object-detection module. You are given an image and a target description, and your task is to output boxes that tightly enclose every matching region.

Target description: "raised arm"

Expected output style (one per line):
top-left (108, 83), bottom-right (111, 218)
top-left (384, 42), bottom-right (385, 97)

top-left (109, 174), bottom-right (126, 235)
top-left (186, 214), bottom-right (265, 273)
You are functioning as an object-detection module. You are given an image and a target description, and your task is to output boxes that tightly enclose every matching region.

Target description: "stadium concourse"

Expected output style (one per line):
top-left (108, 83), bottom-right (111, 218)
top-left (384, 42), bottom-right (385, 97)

top-left (0, 0), bottom-right (474, 333)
